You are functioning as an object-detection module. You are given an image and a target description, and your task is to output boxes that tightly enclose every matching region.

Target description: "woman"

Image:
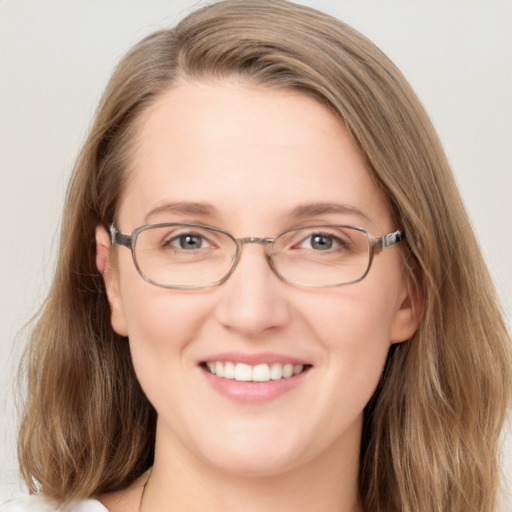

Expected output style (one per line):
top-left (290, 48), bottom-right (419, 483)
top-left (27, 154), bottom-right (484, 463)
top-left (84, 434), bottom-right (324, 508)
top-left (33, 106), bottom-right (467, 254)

top-left (6, 0), bottom-right (511, 511)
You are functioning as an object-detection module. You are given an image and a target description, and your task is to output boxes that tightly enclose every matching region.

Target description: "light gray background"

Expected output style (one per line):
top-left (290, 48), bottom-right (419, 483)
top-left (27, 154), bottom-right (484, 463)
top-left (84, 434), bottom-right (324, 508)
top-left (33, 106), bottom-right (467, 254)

top-left (1, 0), bottom-right (511, 503)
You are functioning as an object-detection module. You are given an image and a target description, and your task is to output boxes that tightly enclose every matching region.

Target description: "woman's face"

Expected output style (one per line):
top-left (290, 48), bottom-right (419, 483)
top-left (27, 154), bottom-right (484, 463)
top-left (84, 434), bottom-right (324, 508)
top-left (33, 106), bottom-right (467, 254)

top-left (97, 81), bottom-right (419, 477)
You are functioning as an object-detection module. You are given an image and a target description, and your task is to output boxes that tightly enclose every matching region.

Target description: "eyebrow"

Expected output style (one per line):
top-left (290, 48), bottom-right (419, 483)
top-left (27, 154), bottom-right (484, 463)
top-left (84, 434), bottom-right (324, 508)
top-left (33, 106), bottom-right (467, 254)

top-left (144, 201), bottom-right (216, 223)
top-left (285, 202), bottom-right (373, 224)
top-left (143, 201), bottom-right (373, 226)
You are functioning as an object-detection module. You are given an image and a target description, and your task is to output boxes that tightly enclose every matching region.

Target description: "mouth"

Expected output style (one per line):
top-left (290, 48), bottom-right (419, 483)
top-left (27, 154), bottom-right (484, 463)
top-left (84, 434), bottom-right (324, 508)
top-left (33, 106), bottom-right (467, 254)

top-left (200, 361), bottom-right (312, 382)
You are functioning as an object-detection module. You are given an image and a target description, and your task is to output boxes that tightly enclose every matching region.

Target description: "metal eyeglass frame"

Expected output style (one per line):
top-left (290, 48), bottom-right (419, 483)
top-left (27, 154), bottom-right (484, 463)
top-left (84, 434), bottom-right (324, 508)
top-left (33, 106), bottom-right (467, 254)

top-left (109, 222), bottom-right (404, 290)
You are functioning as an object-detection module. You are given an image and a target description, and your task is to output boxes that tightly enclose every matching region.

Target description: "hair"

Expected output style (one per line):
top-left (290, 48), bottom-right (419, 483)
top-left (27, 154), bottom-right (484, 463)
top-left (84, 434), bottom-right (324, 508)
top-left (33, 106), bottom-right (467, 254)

top-left (18, 1), bottom-right (511, 511)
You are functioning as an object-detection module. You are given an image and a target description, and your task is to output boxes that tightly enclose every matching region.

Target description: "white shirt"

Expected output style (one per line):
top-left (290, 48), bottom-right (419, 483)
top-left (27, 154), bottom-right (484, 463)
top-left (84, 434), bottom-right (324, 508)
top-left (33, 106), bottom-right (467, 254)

top-left (0, 496), bottom-right (108, 512)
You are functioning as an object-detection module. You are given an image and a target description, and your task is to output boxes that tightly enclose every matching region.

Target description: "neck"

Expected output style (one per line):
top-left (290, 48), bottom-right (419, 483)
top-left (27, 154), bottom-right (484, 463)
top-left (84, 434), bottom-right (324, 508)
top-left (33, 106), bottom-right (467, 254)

top-left (141, 422), bottom-right (362, 512)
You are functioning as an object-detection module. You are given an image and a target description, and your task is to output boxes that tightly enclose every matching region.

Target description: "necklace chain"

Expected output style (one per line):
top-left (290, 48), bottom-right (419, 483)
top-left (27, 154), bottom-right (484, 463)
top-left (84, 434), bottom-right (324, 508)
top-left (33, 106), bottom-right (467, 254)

top-left (138, 468), bottom-right (152, 512)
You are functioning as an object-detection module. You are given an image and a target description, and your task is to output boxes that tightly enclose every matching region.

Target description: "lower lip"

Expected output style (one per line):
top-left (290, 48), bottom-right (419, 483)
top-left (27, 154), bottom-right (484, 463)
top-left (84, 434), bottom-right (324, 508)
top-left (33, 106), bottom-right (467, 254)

top-left (201, 366), bottom-right (310, 403)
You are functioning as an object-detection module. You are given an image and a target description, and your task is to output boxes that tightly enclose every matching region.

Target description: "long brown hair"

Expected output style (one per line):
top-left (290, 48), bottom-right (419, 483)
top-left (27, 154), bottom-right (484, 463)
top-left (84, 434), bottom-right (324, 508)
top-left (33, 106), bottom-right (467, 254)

top-left (18, 1), bottom-right (512, 510)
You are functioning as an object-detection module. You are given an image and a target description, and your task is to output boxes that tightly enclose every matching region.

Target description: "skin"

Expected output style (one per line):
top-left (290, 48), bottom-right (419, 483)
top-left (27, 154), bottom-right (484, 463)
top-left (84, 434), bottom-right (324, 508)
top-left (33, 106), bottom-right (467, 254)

top-left (96, 81), bottom-right (421, 512)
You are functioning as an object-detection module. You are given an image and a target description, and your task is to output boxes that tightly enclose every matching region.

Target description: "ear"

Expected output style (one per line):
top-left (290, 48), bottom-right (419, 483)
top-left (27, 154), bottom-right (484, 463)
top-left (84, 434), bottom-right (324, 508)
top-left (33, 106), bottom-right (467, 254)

top-left (95, 225), bottom-right (128, 337)
top-left (390, 273), bottom-right (423, 344)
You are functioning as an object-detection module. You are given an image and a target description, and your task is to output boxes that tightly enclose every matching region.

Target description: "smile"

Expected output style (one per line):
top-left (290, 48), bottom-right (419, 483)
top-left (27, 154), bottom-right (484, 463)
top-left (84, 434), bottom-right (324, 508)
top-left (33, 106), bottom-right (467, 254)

top-left (204, 361), bottom-right (308, 382)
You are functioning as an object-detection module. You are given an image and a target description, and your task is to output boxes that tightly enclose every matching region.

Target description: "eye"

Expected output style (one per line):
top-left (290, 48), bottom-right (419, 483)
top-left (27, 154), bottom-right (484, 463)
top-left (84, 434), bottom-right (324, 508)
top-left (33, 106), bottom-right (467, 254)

top-left (165, 232), bottom-right (210, 250)
top-left (299, 232), bottom-right (344, 251)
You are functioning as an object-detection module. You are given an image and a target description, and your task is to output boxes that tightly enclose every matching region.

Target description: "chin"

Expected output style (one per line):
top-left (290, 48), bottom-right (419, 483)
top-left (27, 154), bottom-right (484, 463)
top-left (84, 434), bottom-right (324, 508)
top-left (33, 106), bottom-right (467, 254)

top-left (191, 421), bottom-right (310, 477)
top-left (203, 446), bottom-right (305, 478)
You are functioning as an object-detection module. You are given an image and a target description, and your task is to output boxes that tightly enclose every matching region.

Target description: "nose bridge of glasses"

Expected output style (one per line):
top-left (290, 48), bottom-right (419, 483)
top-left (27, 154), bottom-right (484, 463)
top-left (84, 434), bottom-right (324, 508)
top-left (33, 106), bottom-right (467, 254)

top-left (237, 237), bottom-right (275, 246)
top-left (223, 236), bottom-right (277, 284)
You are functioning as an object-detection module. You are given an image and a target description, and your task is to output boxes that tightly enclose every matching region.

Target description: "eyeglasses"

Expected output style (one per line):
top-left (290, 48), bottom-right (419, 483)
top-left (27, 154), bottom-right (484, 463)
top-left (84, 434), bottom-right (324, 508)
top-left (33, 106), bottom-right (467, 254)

top-left (109, 223), bottom-right (404, 289)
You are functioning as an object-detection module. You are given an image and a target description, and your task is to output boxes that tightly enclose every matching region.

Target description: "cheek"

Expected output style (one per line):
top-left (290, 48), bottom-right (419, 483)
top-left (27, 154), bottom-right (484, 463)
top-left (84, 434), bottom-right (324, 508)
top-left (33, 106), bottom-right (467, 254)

top-left (310, 283), bottom-right (399, 351)
top-left (304, 278), bottom-right (402, 398)
top-left (324, 301), bottom-right (391, 397)
top-left (119, 281), bottom-right (210, 378)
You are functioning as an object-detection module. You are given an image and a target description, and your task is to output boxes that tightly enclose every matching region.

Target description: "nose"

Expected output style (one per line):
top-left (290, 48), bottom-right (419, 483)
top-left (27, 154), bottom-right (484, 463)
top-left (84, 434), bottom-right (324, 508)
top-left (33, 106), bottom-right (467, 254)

top-left (214, 243), bottom-right (291, 338)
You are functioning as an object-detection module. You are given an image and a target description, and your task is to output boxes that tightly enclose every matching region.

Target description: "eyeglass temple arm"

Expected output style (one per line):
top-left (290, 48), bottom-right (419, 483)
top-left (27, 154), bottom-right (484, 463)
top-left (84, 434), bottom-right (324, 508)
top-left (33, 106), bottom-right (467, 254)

top-left (109, 224), bottom-right (133, 249)
top-left (379, 229), bottom-right (404, 249)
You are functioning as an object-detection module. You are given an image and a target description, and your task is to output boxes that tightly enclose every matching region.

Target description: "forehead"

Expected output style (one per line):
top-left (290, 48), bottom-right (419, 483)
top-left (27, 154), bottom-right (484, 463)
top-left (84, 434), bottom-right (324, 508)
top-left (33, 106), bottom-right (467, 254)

top-left (119, 81), bottom-right (392, 233)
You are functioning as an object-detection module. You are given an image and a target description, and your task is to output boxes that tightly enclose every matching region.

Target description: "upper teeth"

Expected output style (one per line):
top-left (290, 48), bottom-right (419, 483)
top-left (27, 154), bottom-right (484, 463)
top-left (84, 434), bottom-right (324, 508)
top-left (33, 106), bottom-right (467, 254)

top-left (206, 362), bottom-right (304, 382)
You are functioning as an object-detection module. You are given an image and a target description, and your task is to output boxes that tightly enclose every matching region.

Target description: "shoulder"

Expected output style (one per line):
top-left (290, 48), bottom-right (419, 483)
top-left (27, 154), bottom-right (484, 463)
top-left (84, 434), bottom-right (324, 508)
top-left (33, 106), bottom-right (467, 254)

top-left (0, 496), bottom-right (108, 512)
